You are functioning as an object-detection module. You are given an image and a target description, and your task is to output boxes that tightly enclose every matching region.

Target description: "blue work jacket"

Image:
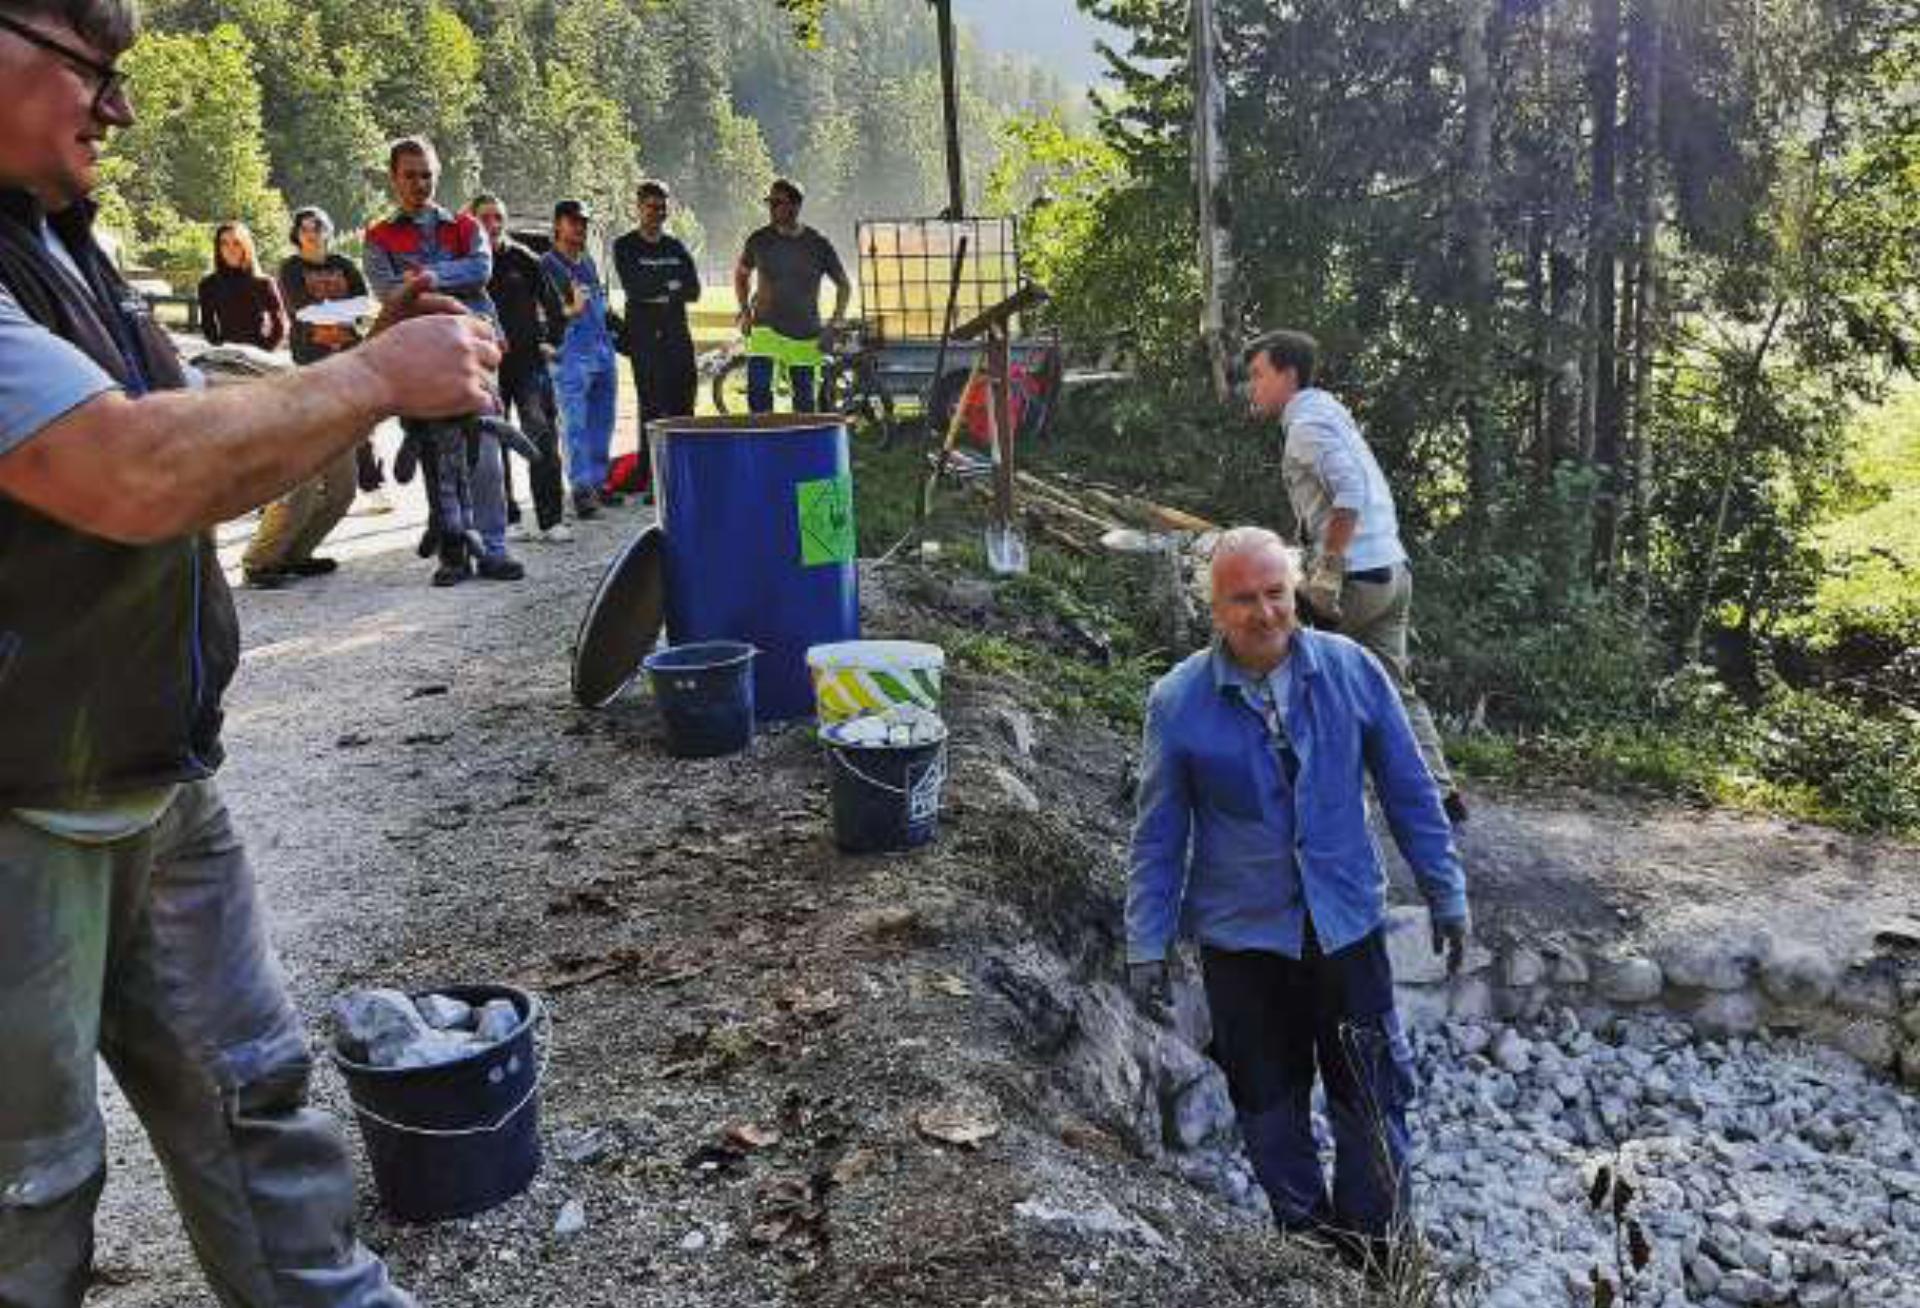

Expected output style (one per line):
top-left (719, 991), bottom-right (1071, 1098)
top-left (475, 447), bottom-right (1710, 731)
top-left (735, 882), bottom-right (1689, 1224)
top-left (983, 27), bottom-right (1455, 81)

top-left (1126, 629), bottom-right (1467, 963)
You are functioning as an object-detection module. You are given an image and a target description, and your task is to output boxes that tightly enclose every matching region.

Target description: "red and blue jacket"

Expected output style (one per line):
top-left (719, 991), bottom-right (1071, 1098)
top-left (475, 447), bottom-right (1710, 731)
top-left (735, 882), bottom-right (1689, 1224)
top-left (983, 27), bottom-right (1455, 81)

top-left (362, 204), bottom-right (494, 321)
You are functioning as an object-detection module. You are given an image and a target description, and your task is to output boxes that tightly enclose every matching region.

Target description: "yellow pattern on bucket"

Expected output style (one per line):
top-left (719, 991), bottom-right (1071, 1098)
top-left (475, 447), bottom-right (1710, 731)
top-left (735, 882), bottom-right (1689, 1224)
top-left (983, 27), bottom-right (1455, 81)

top-left (807, 640), bottom-right (946, 725)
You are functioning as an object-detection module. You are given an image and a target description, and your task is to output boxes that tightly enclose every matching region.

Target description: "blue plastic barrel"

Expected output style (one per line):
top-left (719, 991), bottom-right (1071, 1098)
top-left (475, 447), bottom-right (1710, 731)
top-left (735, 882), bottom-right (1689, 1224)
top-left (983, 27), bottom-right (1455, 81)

top-left (651, 415), bottom-right (860, 719)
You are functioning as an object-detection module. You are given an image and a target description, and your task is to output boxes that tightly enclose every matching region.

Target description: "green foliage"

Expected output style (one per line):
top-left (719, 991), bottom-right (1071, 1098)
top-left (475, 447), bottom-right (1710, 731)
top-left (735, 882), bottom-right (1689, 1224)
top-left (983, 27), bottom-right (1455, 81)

top-left (1752, 687), bottom-right (1920, 833)
top-left (104, 24), bottom-right (287, 277)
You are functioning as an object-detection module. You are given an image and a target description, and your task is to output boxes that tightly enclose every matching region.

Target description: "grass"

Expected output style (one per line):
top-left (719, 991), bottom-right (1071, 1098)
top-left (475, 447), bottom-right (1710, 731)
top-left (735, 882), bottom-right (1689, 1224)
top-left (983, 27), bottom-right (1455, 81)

top-left (1810, 382), bottom-right (1920, 631)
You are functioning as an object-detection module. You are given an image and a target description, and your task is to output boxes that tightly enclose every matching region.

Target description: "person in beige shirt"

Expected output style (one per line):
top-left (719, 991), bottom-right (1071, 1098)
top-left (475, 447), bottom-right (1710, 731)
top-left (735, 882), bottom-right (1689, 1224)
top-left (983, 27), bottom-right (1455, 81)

top-left (1244, 328), bottom-right (1465, 822)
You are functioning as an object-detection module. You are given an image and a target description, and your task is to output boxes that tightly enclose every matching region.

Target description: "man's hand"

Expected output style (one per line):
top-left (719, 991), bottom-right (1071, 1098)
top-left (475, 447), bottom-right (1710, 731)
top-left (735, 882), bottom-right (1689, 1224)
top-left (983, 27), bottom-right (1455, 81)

top-left (352, 314), bottom-right (501, 420)
top-left (1301, 550), bottom-right (1346, 627)
top-left (370, 276), bottom-right (471, 337)
top-left (1126, 960), bottom-right (1172, 1019)
top-left (1431, 914), bottom-right (1471, 976)
top-left (735, 306), bottom-right (754, 334)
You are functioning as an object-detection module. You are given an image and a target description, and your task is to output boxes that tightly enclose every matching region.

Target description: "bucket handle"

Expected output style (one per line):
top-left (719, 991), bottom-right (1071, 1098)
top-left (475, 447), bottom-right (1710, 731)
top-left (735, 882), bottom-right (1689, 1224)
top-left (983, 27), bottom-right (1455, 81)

top-left (826, 740), bottom-right (947, 798)
top-left (343, 997), bottom-right (552, 1139)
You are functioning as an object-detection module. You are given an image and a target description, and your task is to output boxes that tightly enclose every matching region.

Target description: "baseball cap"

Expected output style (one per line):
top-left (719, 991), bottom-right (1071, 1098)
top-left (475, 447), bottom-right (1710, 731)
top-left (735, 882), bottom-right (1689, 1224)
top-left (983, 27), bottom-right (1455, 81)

top-left (553, 198), bottom-right (593, 223)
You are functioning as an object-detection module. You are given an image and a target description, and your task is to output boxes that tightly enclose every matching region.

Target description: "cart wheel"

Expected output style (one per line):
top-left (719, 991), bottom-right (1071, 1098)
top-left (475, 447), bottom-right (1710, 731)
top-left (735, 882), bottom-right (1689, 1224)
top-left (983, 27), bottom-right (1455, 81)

top-left (710, 355), bottom-right (751, 415)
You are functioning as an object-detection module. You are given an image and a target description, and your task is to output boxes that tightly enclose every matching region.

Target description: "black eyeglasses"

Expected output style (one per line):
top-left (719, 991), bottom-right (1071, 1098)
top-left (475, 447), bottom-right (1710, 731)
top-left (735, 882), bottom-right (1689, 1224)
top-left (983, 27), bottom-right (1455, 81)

top-left (0, 13), bottom-right (129, 117)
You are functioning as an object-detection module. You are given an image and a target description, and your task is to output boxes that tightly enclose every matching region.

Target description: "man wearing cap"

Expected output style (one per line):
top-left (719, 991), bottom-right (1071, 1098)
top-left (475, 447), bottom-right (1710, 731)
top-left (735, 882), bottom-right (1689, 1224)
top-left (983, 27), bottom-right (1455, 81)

top-left (543, 198), bottom-right (620, 518)
top-left (733, 177), bottom-right (849, 414)
top-left (0, 2), bottom-right (497, 1300)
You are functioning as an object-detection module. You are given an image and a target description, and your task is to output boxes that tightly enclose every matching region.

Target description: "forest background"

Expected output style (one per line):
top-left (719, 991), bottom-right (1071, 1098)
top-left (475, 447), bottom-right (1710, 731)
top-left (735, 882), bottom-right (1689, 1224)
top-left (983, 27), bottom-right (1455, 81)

top-left (101, 0), bottom-right (1920, 835)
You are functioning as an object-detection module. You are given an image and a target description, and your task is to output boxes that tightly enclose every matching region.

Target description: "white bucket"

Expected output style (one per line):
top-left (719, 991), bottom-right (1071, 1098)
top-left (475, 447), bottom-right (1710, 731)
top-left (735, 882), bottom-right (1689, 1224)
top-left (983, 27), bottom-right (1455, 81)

top-left (806, 640), bottom-right (946, 725)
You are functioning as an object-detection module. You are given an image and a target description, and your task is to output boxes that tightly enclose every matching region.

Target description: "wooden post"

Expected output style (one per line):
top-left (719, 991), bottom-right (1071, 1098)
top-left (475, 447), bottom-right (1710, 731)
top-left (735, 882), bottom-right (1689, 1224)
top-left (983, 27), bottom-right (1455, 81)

top-left (1191, 0), bottom-right (1237, 403)
top-left (931, 0), bottom-right (966, 219)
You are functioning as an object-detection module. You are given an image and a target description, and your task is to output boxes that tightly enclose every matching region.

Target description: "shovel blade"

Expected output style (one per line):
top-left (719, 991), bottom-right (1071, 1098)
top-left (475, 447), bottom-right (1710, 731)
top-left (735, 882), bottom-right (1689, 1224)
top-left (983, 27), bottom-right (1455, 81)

top-left (985, 521), bottom-right (1029, 575)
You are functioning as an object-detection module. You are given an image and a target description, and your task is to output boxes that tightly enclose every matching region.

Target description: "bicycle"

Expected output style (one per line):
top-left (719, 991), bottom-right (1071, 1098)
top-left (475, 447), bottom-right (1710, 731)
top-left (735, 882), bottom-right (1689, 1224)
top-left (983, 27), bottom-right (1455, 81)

top-left (708, 324), bottom-right (898, 448)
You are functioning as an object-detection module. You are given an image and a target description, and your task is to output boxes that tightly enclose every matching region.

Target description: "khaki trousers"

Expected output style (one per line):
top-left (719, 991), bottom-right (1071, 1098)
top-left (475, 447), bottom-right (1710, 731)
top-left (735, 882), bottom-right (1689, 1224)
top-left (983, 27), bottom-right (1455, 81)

top-left (241, 449), bottom-right (357, 575)
top-left (1339, 563), bottom-right (1455, 794)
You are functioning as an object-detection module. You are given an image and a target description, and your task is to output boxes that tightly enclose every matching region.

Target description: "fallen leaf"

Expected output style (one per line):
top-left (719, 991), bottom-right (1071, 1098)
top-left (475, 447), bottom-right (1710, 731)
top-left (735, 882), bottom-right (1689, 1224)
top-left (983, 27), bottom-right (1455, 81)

top-left (930, 972), bottom-right (973, 999)
top-left (916, 1104), bottom-right (1001, 1150)
top-left (724, 1122), bottom-right (782, 1151)
top-left (852, 907), bottom-right (919, 940)
top-left (829, 1148), bottom-right (878, 1186)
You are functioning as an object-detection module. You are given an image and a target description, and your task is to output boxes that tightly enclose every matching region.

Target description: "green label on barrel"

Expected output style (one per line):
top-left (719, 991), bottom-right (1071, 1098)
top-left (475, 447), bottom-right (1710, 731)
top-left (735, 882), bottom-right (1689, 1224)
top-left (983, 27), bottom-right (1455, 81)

top-left (796, 473), bottom-right (856, 566)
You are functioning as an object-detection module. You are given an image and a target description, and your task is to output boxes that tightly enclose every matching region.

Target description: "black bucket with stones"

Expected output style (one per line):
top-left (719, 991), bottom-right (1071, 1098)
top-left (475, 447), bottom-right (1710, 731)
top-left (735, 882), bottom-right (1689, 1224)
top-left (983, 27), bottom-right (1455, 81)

top-left (331, 983), bottom-right (543, 1222)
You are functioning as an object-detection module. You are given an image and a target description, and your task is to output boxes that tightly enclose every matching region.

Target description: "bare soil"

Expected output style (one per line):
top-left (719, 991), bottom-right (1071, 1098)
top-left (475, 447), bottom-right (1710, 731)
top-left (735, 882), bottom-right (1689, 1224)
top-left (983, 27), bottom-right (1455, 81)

top-left (85, 500), bottom-right (1916, 1307)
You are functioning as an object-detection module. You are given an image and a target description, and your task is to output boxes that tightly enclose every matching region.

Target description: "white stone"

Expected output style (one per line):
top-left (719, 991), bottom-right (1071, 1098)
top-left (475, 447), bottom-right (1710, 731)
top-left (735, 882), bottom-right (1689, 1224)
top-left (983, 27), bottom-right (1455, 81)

top-left (1595, 956), bottom-right (1664, 1004)
top-left (1448, 976), bottom-right (1496, 1023)
top-left (1384, 906), bottom-right (1448, 984)
top-left (1502, 947), bottom-right (1546, 989)
top-left (1545, 947), bottom-right (1590, 986)
top-left (554, 1198), bottom-right (586, 1237)
top-left (414, 993), bottom-right (473, 1030)
top-left (1834, 965), bottom-right (1900, 1018)
top-left (475, 998), bottom-right (521, 1044)
top-left (1835, 1020), bottom-right (1898, 1070)
top-left (1759, 948), bottom-right (1837, 1008)
top-left (680, 1229), bottom-right (709, 1252)
top-left (1492, 1028), bottom-right (1532, 1075)
top-left (1658, 939), bottom-right (1756, 992)
top-left (989, 765), bottom-right (1041, 814)
top-left (1692, 991), bottom-right (1764, 1039)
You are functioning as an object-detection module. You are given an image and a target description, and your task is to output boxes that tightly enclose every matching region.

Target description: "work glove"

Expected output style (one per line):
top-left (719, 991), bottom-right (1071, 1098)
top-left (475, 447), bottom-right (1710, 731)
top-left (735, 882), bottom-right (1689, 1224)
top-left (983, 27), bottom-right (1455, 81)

top-left (1126, 960), bottom-right (1172, 1020)
top-left (1301, 550), bottom-right (1346, 628)
top-left (1431, 913), bottom-right (1471, 976)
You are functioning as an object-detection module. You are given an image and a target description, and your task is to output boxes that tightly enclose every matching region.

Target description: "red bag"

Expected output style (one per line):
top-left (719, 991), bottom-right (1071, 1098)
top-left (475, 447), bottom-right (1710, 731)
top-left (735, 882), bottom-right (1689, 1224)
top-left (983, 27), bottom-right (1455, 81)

top-left (603, 451), bottom-right (650, 495)
top-left (958, 366), bottom-right (1043, 448)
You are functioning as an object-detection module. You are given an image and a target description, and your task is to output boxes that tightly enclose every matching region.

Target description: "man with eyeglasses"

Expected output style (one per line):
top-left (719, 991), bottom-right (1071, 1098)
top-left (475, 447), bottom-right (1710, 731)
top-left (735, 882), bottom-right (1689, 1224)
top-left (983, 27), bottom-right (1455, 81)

top-left (732, 177), bottom-right (850, 414)
top-left (0, 4), bottom-right (493, 1304)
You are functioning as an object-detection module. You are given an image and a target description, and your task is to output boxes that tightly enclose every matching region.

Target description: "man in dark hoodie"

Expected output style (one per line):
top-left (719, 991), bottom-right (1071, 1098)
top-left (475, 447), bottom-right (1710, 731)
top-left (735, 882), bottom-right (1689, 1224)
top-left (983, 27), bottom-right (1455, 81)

top-left (613, 178), bottom-right (700, 469)
top-left (0, 3), bottom-right (496, 1301)
top-left (471, 193), bottom-right (570, 541)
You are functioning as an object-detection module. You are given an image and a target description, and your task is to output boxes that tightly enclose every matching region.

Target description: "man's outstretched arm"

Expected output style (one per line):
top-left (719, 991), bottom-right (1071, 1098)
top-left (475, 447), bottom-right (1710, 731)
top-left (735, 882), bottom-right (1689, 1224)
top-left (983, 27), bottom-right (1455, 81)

top-left (0, 292), bottom-right (498, 543)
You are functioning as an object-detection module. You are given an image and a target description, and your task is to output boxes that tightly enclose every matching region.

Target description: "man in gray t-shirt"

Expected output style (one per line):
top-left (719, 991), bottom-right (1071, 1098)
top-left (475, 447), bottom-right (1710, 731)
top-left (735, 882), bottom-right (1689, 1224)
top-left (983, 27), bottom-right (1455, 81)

top-left (732, 177), bottom-right (850, 413)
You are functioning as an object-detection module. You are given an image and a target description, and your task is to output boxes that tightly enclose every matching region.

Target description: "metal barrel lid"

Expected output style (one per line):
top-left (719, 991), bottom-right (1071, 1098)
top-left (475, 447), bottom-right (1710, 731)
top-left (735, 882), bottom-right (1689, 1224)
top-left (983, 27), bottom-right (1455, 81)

top-left (571, 524), bottom-right (666, 708)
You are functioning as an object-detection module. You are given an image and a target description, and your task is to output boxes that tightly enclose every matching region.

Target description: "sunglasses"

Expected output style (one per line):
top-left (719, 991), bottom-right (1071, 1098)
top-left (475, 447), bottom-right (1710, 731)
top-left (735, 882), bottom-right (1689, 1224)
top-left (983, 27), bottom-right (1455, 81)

top-left (0, 12), bottom-right (128, 117)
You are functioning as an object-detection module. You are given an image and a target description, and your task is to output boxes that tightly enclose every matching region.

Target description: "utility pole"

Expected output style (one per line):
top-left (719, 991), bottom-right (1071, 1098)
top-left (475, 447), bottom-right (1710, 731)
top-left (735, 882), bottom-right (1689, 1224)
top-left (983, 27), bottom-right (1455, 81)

top-left (1191, 0), bottom-right (1236, 402)
top-left (930, 0), bottom-right (966, 218)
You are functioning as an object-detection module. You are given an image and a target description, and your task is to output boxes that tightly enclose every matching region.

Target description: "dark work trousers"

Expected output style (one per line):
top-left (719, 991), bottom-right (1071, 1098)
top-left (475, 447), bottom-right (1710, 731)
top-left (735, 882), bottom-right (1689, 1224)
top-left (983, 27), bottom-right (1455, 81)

top-left (1201, 924), bottom-right (1418, 1241)
top-left (628, 326), bottom-right (697, 491)
top-left (498, 362), bottom-right (563, 530)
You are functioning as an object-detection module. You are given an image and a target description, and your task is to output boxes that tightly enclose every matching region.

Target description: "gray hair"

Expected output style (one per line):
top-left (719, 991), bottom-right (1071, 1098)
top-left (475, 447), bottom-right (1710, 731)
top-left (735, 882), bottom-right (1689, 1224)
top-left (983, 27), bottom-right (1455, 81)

top-left (1207, 526), bottom-right (1302, 597)
top-left (2, 1), bottom-right (139, 55)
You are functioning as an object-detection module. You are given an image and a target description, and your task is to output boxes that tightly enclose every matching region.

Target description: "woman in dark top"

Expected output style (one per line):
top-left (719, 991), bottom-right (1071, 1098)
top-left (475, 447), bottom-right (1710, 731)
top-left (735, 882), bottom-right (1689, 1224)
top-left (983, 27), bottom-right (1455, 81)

top-left (275, 206), bottom-right (390, 513)
top-left (196, 221), bottom-right (287, 350)
top-left (276, 207), bottom-right (368, 365)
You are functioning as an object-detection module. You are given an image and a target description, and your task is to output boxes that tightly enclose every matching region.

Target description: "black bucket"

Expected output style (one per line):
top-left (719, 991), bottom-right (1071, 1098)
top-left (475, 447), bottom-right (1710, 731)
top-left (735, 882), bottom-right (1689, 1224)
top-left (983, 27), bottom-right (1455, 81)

top-left (642, 640), bottom-right (757, 758)
top-left (330, 984), bottom-right (543, 1223)
top-left (822, 719), bottom-right (949, 853)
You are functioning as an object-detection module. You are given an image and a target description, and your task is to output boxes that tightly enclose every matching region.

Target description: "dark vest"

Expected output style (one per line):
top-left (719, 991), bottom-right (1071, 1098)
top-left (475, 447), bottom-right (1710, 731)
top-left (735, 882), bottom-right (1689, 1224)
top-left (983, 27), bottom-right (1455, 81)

top-left (0, 190), bottom-right (238, 806)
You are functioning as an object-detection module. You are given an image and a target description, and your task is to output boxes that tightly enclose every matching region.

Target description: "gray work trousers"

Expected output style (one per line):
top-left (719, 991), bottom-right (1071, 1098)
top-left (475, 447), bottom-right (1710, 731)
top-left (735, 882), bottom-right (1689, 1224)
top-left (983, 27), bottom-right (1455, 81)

top-left (1339, 562), bottom-right (1455, 795)
top-left (0, 782), bottom-right (414, 1308)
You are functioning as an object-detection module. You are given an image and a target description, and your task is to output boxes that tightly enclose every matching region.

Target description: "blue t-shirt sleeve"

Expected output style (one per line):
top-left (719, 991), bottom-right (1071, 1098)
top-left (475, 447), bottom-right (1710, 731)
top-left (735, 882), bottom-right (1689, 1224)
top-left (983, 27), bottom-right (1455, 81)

top-left (0, 287), bottom-right (119, 458)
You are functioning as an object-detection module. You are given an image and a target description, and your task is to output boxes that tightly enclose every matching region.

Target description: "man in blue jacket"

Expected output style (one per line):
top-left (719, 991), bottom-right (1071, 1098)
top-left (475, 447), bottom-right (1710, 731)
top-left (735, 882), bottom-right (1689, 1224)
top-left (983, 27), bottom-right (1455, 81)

top-left (1126, 526), bottom-right (1469, 1268)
